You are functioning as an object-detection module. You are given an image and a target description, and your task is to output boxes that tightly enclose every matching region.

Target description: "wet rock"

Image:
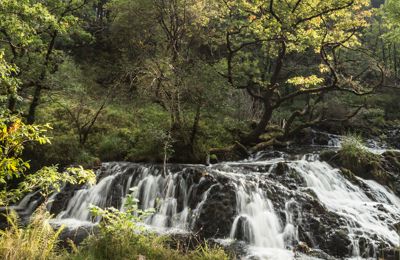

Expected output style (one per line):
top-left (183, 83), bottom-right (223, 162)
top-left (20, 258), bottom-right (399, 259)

top-left (306, 249), bottom-right (337, 260)
top-left (195, 183), bottom-right (237, 238)
top-left (231, 216), bottom-right (253, 242)
top-left (378, 247), bottom-right (400, 260)
top-left (321, 149), bottom-right (400, 197)
top-left (326, 230), bottom-right (351, 257)
top-left (57, 224), bottom-right (98, 248)
top-left (381, 151), bottom-right (400, 196)
top-left (209, 142), bottom-right (250, 163)
top-left (295, 241), bottom-right (311, 254)
top-left (50, 184), bottom-right (82, 215)
top-left (219, 240), bottom-right (247, 259)
top-left (275, 162), bottom-right (288, 175)
top-left (319, 150), bottom-right (338, 163)
top-left (395, 222), bottom-right (400, 235)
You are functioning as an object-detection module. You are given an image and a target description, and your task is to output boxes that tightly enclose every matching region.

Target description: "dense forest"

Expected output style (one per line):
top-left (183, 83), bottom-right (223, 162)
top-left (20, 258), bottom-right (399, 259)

top-left (1, 0), bottom-right (400, 259)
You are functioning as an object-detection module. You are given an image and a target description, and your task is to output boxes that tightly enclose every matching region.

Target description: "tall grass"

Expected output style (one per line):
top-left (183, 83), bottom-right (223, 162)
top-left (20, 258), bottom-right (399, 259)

top-left (339, 134), bottom-right (378, 165)
top-left (0, 206), bottom-right (230, 260)
top-left (0, 206), bottom-right (64, 260)
top-left (338, 134), bottom-right (383, 179)
top-left (68, 205), bottom-right (229, 260)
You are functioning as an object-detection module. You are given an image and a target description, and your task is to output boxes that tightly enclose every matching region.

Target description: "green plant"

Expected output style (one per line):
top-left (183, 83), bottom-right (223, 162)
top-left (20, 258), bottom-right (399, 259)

top-left (67, 194), bottom-right (229, 260)
top-left (0, 113), bottom-right (51, 185)
top-left (0, 206), bottom-right (64, 260)
top-left (338, 134), bottom-right (384, 180)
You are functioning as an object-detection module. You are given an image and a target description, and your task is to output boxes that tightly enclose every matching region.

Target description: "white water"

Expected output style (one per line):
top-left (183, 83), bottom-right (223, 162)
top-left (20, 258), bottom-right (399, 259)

top-left (57, 173), bottom-right (119, 221)
top-left (230, 185), bottom-right (284, 248)
top-left (14, 141), bottom-right (399, 260)
top-left (290, 157), bottom-right (400, 256)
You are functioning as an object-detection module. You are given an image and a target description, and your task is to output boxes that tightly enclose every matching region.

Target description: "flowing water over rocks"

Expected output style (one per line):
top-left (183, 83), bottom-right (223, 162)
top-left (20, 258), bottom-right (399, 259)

top-left (6, 148), bottom-right (400, 260)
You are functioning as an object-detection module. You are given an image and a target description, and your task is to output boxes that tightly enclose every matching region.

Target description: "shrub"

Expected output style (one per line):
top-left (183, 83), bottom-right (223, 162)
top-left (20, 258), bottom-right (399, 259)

top-left (68, 196), bottom-right (229, 260)
top-left (339, 134), bottom-right (378, 165)
top-left (0, 195), bottom-right (229, 260)
top-left (0, 206), bottom-right (64, 260)
top-left (338, 134), bottom-right (383, 180)
top-left (95, 131), bottom-right (133, 161)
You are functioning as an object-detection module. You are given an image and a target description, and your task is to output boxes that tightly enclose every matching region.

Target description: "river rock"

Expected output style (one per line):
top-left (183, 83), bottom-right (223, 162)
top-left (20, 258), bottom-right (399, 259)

top-left (194, 180), bottom-right (237, 238)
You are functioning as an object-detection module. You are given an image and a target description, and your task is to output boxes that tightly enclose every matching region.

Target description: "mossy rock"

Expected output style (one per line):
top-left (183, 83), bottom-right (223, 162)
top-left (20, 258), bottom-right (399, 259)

top-left (321, 148), bottom-right (388, 185)
top-left (209, 142), bottom-right (249, 162)
top-left (322, 147), bottom-right (400, 196)
top-left (340, 168), bottom-right (358, 183)
top-left (320, 150), bottom-right (338, 163)
top-left (382, 151), bottom-right (400, 172)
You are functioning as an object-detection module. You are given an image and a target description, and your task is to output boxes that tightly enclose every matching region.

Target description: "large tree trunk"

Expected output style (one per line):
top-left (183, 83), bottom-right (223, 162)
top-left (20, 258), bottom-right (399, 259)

top-left (8, 95), bottom-right (16, 113)
top-left (241, 101), bottom-right (273, 145)
top-left (190, 103), bottom-right (202, 151)
top-left (27, 84), bottom-right (42, 124)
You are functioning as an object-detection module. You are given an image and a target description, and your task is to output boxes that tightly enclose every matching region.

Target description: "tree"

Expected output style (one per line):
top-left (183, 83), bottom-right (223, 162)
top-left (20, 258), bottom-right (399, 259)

top-left (0, 50), bottom-right (19, 109)
top-left (0, 57), bottom-right (95, 206)
top-left (213, 0), bottom-right (382, 146)
top-left (107, 0), bottom-right (231, 161)
top-left (0, 0), bottom-right (94, 123)
top-left (47, 59), bottom-right (110, 147)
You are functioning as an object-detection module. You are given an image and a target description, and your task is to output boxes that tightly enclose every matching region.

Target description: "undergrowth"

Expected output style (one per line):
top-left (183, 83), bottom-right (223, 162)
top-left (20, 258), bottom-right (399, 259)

top-left (0, 206), bottom-right (64, 260)
top-left (0, 197), bottom-right (229, 260)
top-left (338, 134), bottom-right (384, 179)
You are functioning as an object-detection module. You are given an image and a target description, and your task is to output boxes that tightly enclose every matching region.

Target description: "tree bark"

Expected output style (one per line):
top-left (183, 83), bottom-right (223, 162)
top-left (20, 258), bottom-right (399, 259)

top-left (241, 100), bottom-right (273, 144)
top-left (27, 84), bottom-right (42, 124)
top-left (190, 103), bottom-right (202, 151)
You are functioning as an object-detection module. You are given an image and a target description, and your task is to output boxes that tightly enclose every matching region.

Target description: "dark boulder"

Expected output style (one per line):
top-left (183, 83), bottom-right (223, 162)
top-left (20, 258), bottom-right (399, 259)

top-left (320, 149), bottom-right (400, 197)
top-left (230, 216), bottom-right (253, 242)
top-left (57, 223), bottom-right (98, 249)
top-left (378, 248), bottom-right (400, 260)
top-left (194, 182), bottom-right (237, 238)
top-left (326, 230), bottom-right (352, 258)
top-left (50, 184), bottom-right (82, 215)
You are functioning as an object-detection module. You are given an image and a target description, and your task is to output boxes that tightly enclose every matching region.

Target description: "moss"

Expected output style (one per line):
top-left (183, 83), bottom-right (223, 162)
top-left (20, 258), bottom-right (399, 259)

top-left (340, 168), bottom-right (358, 183)
top-left (383, 151), bottom-right (400, 169)
top-left (337, 135), bottom-right (382, 180)
top-left (209, 142), bottom-right (249, 162)
top-left (319, 150), bottom-right (338, 163)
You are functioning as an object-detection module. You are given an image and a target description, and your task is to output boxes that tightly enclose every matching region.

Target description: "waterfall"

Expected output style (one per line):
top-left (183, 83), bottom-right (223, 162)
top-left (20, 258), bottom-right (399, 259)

top-left (290, 157), bottom-right (400, 256)
top-left (13, 149), bottom-right (400, 259)
top-left (230, 185), bottom-right (284, 248)
top-left (57, 173), bottom-right (120, 221)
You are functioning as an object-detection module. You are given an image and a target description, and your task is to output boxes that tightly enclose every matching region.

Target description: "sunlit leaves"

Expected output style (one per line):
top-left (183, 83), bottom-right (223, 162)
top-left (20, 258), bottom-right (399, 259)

top-left (217, 0), bottom-right (371, 88)
top-left (0, 51), bottom-right (20, 104)
top-left (0, 113), bottom-right (51, 185)
top-left (0, 0), bottom-right (94, 110)
top-left (20, 165), bottom-right (96, 198)
top-left (287, 75), bottom-right (325, 90)
top-left (0, 110), bottom-right (97, 206)
top-left (382, 0), bottom-right (400, 42)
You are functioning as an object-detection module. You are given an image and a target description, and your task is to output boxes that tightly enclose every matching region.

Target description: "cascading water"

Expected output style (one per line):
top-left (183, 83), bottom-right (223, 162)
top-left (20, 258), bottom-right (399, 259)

top-left (290, 156), bottom-right (400, 248)
top-left (290, 157), bottom-right (400, 257)
top-left (228, 183), bottom-right (293, 260)
top-left (10, 148), bottom-right (400, 259)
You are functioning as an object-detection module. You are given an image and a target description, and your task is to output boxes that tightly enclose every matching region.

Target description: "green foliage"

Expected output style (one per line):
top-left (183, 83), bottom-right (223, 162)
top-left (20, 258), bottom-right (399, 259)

top-left (0, 109), bottom-right (95, 206)
top-left (0, 206), bottom-right (64, 260)
top-left (0, 51), bottom-right (19, 106)
top-left (338, 134), bottom-right (381, 176)
top-left (0, 113), bottom-right (51, 186)
top-left (340, 134), bottom-right (369, 161)
top-left (0, 0), bottom-right (95, 119)
top-left (19, 166), bottom-right (96, 198)
top-left (68, 196), bottom-right (229, 260)
top-left (382, 0), bottom-right (400, 42)
top-left (0, 162), bottom-right (96, 207)
top-left (0, 198), bottom-right (229, 260)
